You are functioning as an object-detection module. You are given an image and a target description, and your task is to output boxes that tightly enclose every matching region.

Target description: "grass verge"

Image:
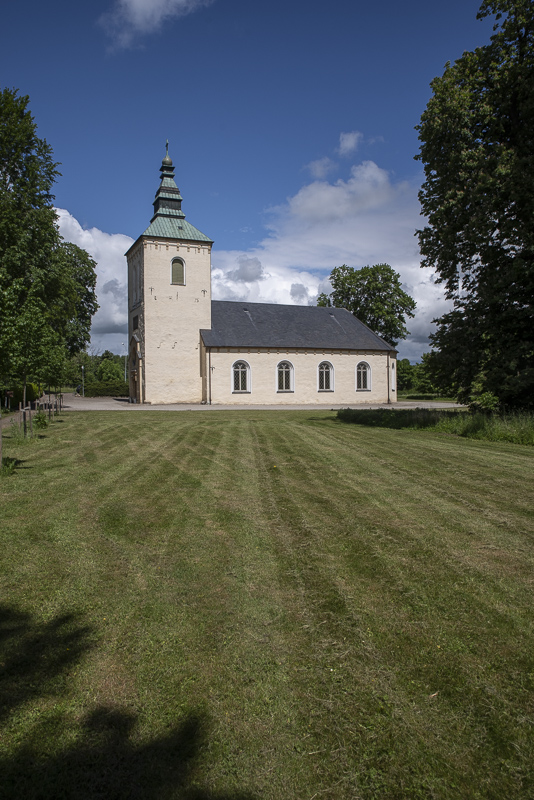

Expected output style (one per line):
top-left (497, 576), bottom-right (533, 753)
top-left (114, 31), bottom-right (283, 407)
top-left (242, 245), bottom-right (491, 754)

top-left (1, 410), bottom-right (533, 799)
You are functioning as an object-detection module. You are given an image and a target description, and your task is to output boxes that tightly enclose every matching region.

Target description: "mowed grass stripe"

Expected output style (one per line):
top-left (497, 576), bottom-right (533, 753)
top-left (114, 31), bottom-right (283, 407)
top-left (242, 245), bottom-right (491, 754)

top-left (1, 411), bottom-right (533, 799)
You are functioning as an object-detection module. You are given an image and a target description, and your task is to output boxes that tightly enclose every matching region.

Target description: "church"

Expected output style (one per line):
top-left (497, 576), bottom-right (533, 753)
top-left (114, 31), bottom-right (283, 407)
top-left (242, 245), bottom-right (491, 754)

top-left (126, 148), bottom-right (397, 405)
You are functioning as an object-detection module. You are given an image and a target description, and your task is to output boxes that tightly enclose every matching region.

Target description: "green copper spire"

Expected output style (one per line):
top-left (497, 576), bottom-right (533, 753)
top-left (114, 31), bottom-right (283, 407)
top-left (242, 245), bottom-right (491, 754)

top-left (150, 142), bottom-right (185, 222)
top-left (143, 145), bottom-right (213, 243)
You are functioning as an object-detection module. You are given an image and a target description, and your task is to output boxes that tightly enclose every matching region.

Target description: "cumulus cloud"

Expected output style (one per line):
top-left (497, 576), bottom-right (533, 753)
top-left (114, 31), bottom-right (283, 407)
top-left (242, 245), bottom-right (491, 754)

top-left (290, 283), bottom-right (311, 304)
top-left (286, 161), bottom-right (395, 225)
top-left (226, 255), bottom-right (264, 283)
top-left (212, 157), bottom-right (450, 361)
top-left (338, 130), bottom-right (363, 156)
top-left (56, 208), bottom-right (133, 353)
top-left (100, 0), bottom-right (215, 48)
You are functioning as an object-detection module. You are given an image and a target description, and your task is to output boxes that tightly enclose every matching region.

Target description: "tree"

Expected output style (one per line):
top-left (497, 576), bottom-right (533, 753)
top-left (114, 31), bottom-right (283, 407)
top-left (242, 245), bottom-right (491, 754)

top-left (97, 358), bottom-right (123, 383)
top-left (0, 88), bottom-right (98, 388)
top-left (397, 358), bottom-right (416, 391)
top-left (317, 264), bottom-right (416, 347)
top-left (416, 0), bottom-right (534, 408)
top-left (412, 354), bottom-right (438, 395)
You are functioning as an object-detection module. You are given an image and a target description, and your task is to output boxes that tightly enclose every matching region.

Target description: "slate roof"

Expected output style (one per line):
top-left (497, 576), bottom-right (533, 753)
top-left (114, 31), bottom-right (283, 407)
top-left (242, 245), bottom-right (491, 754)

top-left (201, 301), bottom-right (396, 351)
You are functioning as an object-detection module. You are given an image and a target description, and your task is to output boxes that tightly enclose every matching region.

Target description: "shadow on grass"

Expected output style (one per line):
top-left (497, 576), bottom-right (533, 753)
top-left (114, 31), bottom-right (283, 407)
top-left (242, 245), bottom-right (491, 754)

top-left (0, 606), bottom-right (256, 800)
top-left (0, 606), bottom-right (94, 724)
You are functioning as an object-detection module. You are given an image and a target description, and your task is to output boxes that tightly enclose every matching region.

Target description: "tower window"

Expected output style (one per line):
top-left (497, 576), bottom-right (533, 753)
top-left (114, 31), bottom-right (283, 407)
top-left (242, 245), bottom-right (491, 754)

top-left (171, 258), bottom-right (185, 285)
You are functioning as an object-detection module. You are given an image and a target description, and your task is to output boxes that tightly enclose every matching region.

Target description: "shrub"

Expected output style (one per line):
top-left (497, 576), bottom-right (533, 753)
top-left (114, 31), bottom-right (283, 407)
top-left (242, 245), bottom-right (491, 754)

top-left (33, 410), bottom-right (49, 429)
top-left (0, 383), bottom-right (40, 407)
top-left (468, 391), bottom-right (501, 414)
top-left (0, 457), bottom-right (17, 476)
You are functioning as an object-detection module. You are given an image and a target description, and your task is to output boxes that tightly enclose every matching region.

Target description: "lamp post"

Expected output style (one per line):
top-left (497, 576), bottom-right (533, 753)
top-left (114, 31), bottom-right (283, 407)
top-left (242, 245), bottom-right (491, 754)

top-left (81, 365), bottom-right (85, 398)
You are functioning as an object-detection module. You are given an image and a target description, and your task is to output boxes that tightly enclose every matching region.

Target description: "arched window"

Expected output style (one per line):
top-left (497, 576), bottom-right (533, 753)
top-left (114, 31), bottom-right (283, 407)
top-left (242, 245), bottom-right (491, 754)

top-left (318, 361), bottom-right (333, 391)
top-left (356, 361), bottom-right (371, 391)
top-left (277, 361), bottom-right (293, 392)
top-left (233, 361), bottom-right (250, 393)
top-left (391, 360), bottom-right (396, 392)
top-left (171, 258), bottom-right (185, 285)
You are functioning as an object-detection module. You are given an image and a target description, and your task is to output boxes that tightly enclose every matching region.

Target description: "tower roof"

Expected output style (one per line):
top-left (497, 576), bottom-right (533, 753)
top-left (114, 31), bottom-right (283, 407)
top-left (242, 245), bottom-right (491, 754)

top-left (142, 143), bottom-right (213, 243)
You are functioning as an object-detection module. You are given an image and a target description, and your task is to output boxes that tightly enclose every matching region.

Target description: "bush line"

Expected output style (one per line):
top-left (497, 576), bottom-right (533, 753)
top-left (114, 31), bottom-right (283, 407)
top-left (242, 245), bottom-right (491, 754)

top-left (337, 408), bottom-right (534, 446)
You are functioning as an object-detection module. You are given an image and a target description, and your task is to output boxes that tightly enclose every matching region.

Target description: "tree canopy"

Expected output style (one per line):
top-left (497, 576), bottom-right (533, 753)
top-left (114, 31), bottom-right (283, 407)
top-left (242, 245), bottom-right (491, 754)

top-left (317, 263), bottom-right (416, 347)
top-left (0, 88), bottom-right (98, 393)
top-left (416, 0), bottom-right (534, 408)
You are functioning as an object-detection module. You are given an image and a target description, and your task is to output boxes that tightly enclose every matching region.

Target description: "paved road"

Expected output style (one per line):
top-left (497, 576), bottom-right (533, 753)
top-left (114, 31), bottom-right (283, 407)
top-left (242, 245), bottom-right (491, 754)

top-left (60, 393), bottom-right (463, 412)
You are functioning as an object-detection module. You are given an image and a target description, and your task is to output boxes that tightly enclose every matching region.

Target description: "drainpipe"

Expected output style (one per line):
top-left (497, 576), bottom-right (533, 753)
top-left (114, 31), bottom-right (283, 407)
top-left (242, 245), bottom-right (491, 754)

top-left (387, 351), bottom-right (391, 404)
top-left (208, 348), bottom-right (212, 405)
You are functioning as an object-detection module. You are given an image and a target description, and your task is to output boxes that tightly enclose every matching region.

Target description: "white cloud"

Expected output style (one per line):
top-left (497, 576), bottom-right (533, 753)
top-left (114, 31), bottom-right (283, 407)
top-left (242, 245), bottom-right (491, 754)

top-left (212, 159), bottom-right (450, 361)
top-left (290, 283), bottom-right (310, 304)
top-left (226, 255), bottom-right (264, 283)
top-left (56, 208), bottom-right (132, 354)
top-left (100, 0), bottom-right (215, 48)
top-left (304, 157), bottom-right (337, 180)
top-left (338, 130), bottom-right (363, 156)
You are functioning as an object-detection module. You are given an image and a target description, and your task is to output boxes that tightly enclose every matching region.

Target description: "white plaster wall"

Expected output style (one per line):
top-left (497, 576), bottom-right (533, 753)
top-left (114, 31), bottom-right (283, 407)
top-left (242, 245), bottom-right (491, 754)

top-left (206, 349), bottom-right (397, 405)
top-left (141, 239), bottom-right (212, 403)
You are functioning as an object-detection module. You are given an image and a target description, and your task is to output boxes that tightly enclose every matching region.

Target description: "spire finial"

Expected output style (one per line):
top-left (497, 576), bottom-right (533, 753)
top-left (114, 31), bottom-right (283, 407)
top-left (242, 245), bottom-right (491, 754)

top-left (162, 140), bottom-right (173, 168)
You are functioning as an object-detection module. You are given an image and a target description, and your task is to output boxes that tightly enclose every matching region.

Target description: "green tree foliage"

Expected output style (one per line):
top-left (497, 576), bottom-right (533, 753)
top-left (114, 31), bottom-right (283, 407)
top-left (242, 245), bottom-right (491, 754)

top-left (97, 358), bottom-right (123, 383)
top-left (416, 0), bottom-right (534, 408)
top-left (396, 356), bottom-right (439, 395)
top-left (412, 353), bottom-right (438, 395)
top-left (397, 358), bottom-right (416, 391)
top-left (0, 88), bottom-right (98, 390)
top-left (317, 263), bottom-right (416, 347)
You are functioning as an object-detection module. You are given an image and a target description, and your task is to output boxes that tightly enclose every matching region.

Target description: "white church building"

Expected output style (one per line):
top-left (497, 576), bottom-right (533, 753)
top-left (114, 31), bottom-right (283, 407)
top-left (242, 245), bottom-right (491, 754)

top-left (127, 148), bottom-right (397, 405)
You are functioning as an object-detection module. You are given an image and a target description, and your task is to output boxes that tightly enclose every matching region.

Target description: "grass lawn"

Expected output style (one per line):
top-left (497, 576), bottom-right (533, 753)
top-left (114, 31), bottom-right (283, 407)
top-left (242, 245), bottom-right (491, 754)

top-left (1, 410), bottom-right (533, 799)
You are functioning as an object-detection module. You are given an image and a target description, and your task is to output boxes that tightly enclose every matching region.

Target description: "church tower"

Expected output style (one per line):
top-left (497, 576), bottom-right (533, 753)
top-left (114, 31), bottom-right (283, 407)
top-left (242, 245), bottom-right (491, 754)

top-left (126, 145), bottom-right (213, 403)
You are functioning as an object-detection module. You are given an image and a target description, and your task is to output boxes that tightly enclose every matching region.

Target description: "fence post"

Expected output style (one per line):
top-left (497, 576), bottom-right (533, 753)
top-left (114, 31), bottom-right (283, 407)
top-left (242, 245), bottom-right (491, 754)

top-left (29, 406), bottom-right (33, 437)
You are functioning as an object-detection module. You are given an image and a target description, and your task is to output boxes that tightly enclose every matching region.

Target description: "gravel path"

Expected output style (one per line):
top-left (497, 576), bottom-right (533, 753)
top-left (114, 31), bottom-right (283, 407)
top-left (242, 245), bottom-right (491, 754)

top-left (60, 393), bottom-right (463, 412)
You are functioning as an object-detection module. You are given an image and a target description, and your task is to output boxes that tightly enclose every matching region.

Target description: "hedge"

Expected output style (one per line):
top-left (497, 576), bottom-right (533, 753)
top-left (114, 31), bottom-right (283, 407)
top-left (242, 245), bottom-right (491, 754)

top-left (0, 383), bottom-right (40, 407)
top-left (83, 381), bottom-right (129, 397)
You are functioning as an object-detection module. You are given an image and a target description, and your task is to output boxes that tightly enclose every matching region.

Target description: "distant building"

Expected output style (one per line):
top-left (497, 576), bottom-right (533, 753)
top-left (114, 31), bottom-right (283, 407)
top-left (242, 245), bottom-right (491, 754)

top-left (126, 148), bottom-right (397, 404)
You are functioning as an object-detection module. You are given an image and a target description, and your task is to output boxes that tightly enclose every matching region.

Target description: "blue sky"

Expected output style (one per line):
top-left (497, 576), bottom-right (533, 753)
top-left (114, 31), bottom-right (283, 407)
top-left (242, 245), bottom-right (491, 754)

top-left (1, 0), bottom-right (495, 360)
